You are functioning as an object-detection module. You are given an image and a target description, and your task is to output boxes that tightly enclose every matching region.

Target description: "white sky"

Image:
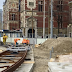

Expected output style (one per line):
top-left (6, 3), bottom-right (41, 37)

top-left (0, 0), bottom-right (5, 10)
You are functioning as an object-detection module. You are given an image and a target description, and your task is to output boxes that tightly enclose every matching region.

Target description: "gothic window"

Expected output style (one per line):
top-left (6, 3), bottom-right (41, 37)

top-left (29, 2), bottom-right (34, 7)
top-left (38, 1), bottom-right (43, 12)
top-left (12, 14), bottom-right (15, 20)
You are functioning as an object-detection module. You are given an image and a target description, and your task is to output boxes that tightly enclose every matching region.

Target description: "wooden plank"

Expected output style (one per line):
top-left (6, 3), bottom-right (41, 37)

top-left (23, 61), bottom-right (35, 64)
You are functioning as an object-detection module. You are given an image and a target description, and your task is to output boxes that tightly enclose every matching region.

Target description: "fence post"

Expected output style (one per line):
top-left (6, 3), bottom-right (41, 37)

top-left (52, 47), bottom-right (53, 53)
top-left (64, 34), bottom-right (65, 37)
top-left (50, 50), bottom-right (52, 59)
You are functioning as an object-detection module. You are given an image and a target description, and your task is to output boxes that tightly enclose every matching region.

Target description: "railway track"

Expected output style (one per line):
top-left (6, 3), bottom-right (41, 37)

top-left (0, 46), bottom-right (28, 72)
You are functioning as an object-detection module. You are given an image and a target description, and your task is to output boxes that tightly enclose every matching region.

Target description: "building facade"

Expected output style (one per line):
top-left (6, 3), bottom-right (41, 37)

top-left (3, 0), bottom-right (20, 30)
top-left (0, 9), bottom-right (3, 30)
top-left (20, 0), bottom-right (71, 38)
top-left (53, 0), bottom-right (71, 35)
top-left (67, 1), bottom-right (72, 37)
top-left (69, 1), bottom-right (72, 24)
top-left (20, 0), bottom-right (49, 38)
top-left (3, 0), bottom-right (71, 37)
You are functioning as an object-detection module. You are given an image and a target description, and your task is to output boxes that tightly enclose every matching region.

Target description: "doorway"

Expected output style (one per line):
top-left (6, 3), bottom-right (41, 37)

top-left (28, 29), bottom-right (35, 38)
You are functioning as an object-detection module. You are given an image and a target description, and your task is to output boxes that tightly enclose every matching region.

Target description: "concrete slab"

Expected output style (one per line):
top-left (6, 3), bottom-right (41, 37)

top-left (48, 62), bottom-right (72, 72)
top-left (14, 46), bottom-right (34, 72)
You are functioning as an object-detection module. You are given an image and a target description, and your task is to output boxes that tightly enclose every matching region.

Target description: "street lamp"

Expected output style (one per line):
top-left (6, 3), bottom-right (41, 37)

top-left (43, 0), bottom-right (45, 38)
top-left (32, 8), bottom-right (33, 38)
top-left (50, 0), bottom-right (53, 38)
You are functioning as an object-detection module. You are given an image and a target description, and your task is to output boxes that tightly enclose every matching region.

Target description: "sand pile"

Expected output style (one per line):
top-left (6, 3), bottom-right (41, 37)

top-left (39, 37), bottom-right (72, 53)
top-left (33, 37), bottom-right (72, 72)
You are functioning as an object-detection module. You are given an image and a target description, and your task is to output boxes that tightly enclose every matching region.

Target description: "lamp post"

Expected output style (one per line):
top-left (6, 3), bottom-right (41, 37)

top-left (43, 0), bottom-right (45, 38)
top-left (48, 1), bottom-right (50, 38)
top-left (32, 8), bottom-right (33, 38)
top-left (50, 0), bottom-right (53, 38)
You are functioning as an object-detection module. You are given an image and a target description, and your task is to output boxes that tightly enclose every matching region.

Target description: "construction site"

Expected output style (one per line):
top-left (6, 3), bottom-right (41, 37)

top-left (33, 37), bottom-right (72, 72)
top-left (0, 0), bottom-right (72, 72)
top-left (0, 37), bottom-right (71, 72)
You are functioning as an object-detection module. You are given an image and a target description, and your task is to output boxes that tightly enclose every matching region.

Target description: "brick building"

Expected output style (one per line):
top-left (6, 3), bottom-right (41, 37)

top-left (67, 1), bottom-right (72, 37)
top-left (20, 0), bottom-right (71, 38)
top-left (0, 9), bottom-right (3, 30)
top-left (53, 0), bottom-right (71, 35)
top-left (3, 0), bottom-right (71, 37)
top-left (3, 0), bottom-right (20, 30)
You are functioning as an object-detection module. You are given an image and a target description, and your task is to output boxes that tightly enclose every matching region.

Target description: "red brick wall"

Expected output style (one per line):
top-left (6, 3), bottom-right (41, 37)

top-left (24, 0), bottom-right (70, 28)
top-left (9, 11), bottom-right (20, 30)
top-left (9, 23), bottom-right (18, 30)
top-left (53, 0), bottom-right (70, 28)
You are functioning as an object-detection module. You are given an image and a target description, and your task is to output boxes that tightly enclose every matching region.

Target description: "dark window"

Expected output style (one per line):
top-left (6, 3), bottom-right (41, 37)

top-left (61, 15), bottom-right (62, 28)
top-left (29, 2), bottom-right (34, 7)
top-left (61, 1), bottom-right (62, 11)
top-left (60, 15), bottom-right (62, 28)
top-left (38, 4), bottom-right (40, 11)
top-left (38, 1), bottom-right (43, 12)
top-left (12, 14), bottom-right (15, 20)
top-left (58, 0), bottom-right (63, 11)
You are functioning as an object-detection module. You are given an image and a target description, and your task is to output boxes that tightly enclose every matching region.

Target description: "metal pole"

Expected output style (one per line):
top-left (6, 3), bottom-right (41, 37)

top-left (50, 50), bottom-right (52, 59)
top-left (19, 0), bottom-right (20, 28)
top-left (52, 47), bottom-right (53, 53)
top-left (32, 8), bottom-right (33, 38)
top-left (50, 0), bottom-right (53, 38)
top-left (48, 1), bottom-right (50, 38)
top-left (43, 0), bottom-right (45, 38)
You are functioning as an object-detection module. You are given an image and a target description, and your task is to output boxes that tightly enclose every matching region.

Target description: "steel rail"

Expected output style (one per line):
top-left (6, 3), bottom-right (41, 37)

top-left (0, 50), bottom-right (27, 72)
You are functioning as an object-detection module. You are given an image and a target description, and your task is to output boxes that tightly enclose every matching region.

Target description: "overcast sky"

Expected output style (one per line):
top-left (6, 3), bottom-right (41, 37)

top-left (0, 0), bottom-right (5, 10)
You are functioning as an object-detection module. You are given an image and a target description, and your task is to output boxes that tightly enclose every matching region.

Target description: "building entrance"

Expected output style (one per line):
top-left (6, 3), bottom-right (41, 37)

top-left (28, 29), bottom-right (35, 38)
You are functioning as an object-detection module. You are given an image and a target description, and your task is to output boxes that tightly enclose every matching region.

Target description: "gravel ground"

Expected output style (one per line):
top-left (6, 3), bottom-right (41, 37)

top-left (33, 48), bottom-right (49, 72)
top-left (33, 37), bottom-right (72, 72)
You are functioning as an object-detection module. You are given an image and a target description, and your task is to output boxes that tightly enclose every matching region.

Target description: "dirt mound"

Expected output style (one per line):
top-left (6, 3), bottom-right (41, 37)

top-left (38, 37), bottom-right (72, 53)
top-left (33, 37), bottom-right (72, 72)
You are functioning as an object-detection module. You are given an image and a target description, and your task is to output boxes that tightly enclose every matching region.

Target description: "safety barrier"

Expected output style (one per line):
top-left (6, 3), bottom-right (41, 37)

top-left (0, 37), bottom-right (47, 44)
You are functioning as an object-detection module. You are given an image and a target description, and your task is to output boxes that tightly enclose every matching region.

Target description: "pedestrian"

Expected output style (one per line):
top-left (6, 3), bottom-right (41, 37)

top-left (3, 33), bottom-right (8, 45)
